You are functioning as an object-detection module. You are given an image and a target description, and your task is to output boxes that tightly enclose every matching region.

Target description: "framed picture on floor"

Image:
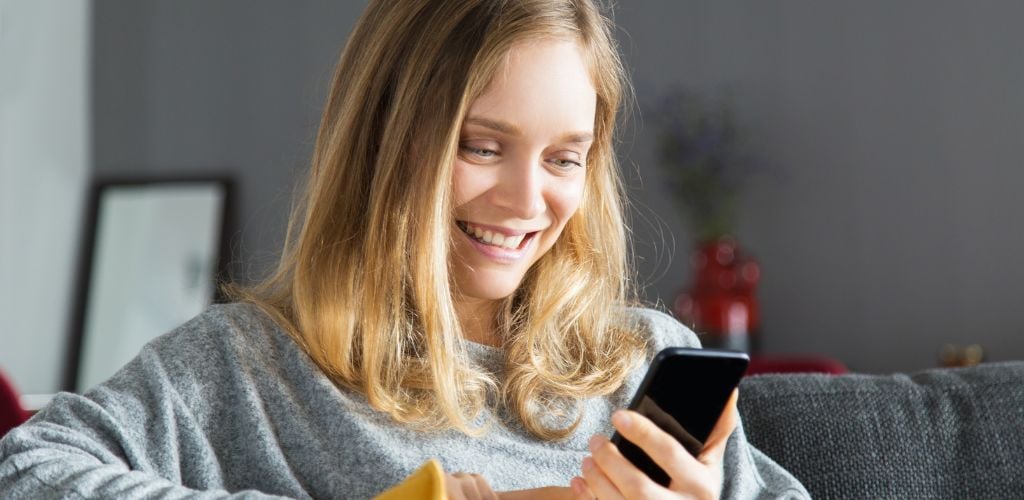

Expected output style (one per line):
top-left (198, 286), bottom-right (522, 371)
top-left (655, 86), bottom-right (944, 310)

top-left (65, 176), bottom-right (233, 393)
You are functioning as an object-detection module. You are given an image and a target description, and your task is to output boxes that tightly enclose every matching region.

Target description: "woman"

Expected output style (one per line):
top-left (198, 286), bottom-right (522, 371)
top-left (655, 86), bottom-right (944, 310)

top-left (0, 1), bottom-right (807, 498)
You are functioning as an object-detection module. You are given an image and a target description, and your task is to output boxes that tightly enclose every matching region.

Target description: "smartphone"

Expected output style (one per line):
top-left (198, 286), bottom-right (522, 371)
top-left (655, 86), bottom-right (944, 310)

top-left (610, 347), bottom-right (749, 486)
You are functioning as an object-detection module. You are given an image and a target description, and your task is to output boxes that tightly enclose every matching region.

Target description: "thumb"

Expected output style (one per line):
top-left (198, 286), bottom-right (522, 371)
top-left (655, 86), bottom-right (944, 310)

top-left (698, 389), bottom-right (738, 465)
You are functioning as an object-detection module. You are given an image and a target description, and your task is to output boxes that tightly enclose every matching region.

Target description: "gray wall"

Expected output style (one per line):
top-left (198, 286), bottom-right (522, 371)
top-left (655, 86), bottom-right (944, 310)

top-left (93, 0), bottom-right (363, 283)
top-left (79, 1), bottom-right (1024, 380)
top-left (0, 1), bottom-right (90, 395)
top-left (617, 1), bottom-right (1024, 372)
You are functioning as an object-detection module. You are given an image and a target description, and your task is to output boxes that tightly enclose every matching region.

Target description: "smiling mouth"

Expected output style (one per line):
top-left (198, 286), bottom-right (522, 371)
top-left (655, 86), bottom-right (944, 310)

top-left (456, 221), bottom-right (536, 251)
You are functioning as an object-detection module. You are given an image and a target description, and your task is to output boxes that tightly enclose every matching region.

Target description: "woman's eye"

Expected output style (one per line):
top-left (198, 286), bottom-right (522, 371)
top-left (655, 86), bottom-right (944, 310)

top-left (551, 158), bottom-right (583, 170)
top-left (459, 144), bottom-right (500, 162)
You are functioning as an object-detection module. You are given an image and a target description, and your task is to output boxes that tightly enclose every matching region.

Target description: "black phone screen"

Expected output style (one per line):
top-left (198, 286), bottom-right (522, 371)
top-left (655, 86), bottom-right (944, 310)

top-left (610, 348), bottom-right (749, 486)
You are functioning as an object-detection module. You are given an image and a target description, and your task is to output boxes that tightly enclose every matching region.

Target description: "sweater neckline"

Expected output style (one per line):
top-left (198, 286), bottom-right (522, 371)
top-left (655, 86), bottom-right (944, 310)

top-left (465, 340), bottom-right (504, 372)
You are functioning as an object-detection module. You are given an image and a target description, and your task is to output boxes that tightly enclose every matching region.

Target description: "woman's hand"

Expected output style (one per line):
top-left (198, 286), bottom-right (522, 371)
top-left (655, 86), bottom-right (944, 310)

top-left (448, 473), bottom-right (580, 500)
top-left (447, 473), bottom-right (576, 500)
top-left (571, 390), bottom-right (739, 500)
top-left (498, 486), bottom-right (576, 500)
top-left (446, 472), bottom-right (499, 500)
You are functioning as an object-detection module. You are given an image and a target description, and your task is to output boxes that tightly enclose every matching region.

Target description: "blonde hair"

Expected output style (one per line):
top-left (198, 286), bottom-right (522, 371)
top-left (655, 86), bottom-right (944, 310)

top-left (230, 0), bottom-right (646, 440)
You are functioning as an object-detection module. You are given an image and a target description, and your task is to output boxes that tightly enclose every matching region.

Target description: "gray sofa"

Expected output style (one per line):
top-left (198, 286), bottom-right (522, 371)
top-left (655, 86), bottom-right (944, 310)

top-left (737, 361), bottom-right (1024, 499)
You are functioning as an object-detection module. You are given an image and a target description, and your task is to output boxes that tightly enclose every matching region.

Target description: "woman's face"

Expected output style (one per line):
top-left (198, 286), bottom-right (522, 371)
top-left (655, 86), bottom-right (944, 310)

top-left (451, 39), bottom-right (596, 303)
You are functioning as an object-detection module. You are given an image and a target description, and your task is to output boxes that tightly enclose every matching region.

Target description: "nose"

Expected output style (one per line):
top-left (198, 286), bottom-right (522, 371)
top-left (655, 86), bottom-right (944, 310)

top-left (492, 154), bottom-right (545, 220)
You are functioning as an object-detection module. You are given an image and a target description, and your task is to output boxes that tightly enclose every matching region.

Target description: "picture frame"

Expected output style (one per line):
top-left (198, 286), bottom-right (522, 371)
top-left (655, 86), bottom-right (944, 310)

top-left (64, 176), bottom-right (234, 393)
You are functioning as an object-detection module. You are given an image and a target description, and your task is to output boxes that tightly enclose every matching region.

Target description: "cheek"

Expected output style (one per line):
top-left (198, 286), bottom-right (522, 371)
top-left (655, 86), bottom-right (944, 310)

top-left (552, 177), bottom-right (585, 223)
top-left (451, 161), bottom-right (490, 209)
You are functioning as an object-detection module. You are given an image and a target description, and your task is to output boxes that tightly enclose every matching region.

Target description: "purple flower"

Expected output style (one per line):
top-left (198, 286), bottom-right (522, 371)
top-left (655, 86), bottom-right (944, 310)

top-left (645, 89), bottom-right (761, 242)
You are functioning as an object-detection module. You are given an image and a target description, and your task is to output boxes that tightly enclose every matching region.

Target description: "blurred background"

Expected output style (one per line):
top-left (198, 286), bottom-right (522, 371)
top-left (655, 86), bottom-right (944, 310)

top-left (2, 1), bottom-right (1023, 397)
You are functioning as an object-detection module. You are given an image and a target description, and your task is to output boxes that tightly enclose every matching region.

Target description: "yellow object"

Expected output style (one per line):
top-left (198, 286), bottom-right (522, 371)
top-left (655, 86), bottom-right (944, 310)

top-left (374, 459), bottom-right (447, 500)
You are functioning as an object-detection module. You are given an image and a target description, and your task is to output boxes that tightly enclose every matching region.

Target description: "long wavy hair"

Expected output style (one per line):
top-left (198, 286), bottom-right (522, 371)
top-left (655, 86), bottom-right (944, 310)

top-left (230, 0), bottom-right (646, 440)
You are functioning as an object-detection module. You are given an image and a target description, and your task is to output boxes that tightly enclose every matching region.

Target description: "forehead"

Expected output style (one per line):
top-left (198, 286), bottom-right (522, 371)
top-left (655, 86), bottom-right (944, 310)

top-left (492, 36), bottom-right (599, 88)
top-left (466, 39), bottom-right (597, 137)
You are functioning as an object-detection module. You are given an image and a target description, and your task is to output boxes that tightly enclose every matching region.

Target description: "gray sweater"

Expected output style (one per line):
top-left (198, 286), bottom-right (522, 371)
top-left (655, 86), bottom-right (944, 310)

top-left (0, 304), bottom-right (808, 499)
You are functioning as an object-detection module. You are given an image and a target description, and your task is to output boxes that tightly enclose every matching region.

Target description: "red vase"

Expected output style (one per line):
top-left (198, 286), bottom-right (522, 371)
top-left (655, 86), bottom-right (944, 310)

top-left (673, 237), bottom-right (760, 352)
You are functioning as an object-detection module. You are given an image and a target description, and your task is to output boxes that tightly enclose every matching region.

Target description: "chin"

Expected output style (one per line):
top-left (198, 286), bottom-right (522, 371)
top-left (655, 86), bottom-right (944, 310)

top-left (456, 269), bottom-right (526, 301)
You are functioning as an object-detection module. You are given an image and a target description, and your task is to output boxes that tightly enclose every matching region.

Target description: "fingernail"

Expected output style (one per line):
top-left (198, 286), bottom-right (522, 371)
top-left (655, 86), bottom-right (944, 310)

top-left (613, 410), bottom-right (631, 430)
top-left (582, 456), bottom-right (594, 472)
top-left (571, 477), bottom-right (585, 494)
top-left (587, 435), bottom-right (603, 452)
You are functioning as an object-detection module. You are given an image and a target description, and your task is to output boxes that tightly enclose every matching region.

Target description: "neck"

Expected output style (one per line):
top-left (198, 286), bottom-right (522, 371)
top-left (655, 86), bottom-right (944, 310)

top-left (454, 296), bottom-right (502, 347)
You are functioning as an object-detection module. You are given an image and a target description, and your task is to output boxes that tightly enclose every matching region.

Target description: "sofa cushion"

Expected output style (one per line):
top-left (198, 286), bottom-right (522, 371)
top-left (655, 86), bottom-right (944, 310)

top-left (738, 361), bottom-right (1024, 499)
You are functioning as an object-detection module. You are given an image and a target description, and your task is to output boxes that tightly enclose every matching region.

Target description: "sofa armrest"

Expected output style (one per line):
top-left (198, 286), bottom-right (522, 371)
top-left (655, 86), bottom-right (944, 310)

top-left (738, 362), bottom-right (1024, 499)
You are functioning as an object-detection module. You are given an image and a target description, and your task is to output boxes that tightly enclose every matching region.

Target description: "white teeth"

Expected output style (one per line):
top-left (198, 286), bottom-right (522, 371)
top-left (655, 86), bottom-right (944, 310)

top-left (460, 222), bottom-right (528, 250)
top-left (503, 234), bottom-right (524, 249)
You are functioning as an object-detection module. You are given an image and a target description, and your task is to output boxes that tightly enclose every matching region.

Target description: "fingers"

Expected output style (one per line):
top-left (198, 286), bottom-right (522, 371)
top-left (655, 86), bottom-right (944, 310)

top-left (609, 403), bottom-right (735, 494)
top-left (448, 472), bottom-right (498, 500)
top-left (698, 389), bottom-right (739, 466)
top-left (570, 476), bottom-right (595, 500)
top-left (610, 409), bottom-right (700, 486)
top-left (587, 434), bottom-right (664, 499)
top-left (499, 486), bottom-right (577, 500)
top-left (580, 452), bottom-right (627, 500)
top-left (578, 397), bottom-right (738, 499)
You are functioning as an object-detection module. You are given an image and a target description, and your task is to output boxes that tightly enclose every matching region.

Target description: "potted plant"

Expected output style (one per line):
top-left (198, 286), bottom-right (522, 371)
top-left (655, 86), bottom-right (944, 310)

top-left (650, 89), bottom-right (762, 352)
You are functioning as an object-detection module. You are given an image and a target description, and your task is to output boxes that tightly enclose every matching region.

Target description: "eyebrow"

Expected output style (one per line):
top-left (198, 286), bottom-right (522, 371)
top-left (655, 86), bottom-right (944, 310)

top-left (464, 116), bottom-right (594, 144)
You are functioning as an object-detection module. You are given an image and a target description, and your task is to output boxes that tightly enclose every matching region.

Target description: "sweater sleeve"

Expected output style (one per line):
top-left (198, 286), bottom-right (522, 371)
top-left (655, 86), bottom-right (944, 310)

top-left (0, 326), bottom-right (293, 499)
top-left (0, 396), bottom-right (287, 499)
